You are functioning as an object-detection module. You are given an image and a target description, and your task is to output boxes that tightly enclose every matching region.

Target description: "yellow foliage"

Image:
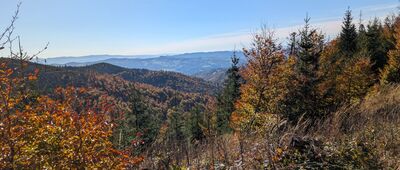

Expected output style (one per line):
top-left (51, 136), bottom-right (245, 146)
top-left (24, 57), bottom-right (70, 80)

top-left (381, 21), bottom-right (400, 84)
top-left (336, 57), bottom-right (374, 103)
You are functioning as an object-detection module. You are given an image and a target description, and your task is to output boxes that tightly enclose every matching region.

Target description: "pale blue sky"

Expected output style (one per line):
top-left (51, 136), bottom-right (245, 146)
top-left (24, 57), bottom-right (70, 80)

top-left (0, 0), bottom-right (398, 58)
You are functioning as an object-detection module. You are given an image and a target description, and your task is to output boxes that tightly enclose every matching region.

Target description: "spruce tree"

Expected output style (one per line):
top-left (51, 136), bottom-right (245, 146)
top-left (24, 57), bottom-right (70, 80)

top-left (117, 86), bottom-right (160, 155)
top-left (339, 8), bottom-right (358, 58)
top-left (297, 16), bottom-right (324, 76)
top-left (166, 106), bottom-right (189, 165)
top-left (216, 52), bottom-right (242, 134)
top-left (285, 16), bottom-right (324, 122)
top-left (188, 104), bottom-right (205, 141)
top-left (131, 88), bottom-right (159, 144)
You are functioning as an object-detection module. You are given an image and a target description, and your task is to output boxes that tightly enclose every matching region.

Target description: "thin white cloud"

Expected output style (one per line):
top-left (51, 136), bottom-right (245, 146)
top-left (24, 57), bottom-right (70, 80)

top-left (126, 20), bottom-right (342, 55)
top-left (36, 2), bottom-right (398, 58)
top-left (126, 3), bottom-right (398, 55)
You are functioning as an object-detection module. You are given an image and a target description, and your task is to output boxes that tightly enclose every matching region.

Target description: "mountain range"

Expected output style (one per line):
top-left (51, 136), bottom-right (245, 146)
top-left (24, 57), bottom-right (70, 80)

top-left (39, 51), bottom-right (246, 76)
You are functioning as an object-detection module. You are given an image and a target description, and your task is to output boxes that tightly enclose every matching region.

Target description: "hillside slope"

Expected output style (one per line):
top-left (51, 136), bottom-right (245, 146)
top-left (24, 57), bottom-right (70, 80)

top-left (1, 58), bottom-right (218, 94)
top-left (1, 57), bottom-right (214, 117)
top-left (193, 68), bottom-right (227, 85)
top-left (67, 63), bottom-right (219, 94)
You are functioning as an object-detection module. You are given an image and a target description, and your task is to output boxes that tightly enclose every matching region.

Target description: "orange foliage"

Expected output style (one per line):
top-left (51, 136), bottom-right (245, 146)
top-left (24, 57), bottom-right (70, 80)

top-left (0, 61), bottom-right (141, 169)
top-left (232, 30), bottom-right (297, 131)
top-left (336, 57), bottom-right (374, 103)
top-left (381, 18), bottom-right (400, 84)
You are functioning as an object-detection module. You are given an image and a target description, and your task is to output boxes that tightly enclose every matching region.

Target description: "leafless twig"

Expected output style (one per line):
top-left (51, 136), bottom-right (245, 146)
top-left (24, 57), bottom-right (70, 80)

top-left (0, 2), bottom-right (21, 49)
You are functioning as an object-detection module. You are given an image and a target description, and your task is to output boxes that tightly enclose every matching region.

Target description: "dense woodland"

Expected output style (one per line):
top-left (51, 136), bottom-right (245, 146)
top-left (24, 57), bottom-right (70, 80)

top-left (1, 5), bottom-right (400, 169)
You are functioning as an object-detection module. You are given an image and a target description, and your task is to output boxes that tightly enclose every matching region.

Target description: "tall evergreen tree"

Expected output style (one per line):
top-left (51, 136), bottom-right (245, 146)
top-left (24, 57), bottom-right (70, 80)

top-left (284, 16), bottom-right (325, 122)
top-left (216, 52), bottom-right (242, 134)
top-left (327, 10), bottom-right (375, 105)
top-left (117, 86), bottom-right (160, 155)
top-left (165, 106), bottom-right (189, 166)
top-left (130, 88), bottom-right (159, 146)
top-left (339, 8), bottom-right (358, 57)
top-left (188, 104), bottom-right (205, 141)
top-left (297, 16), bottom-right (324, 76)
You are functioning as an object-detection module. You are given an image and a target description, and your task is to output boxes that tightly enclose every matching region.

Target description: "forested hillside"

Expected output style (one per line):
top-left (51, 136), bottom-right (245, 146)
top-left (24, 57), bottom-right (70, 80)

top-left (50, 63), bottom-right (218, 94)
top-left (1, 4), bottom-right (400, 170)
top-left (193, 68), bottom-right (228, 85)
top-left (43, 51), bottom-right (247, 76)
top-left (0, 59), bottom-right (218, 94)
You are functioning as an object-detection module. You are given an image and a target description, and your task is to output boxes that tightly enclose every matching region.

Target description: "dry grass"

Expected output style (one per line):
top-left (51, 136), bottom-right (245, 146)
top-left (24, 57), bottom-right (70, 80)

top-left (229, 84), bottom-right (399, 169)
top-left (139, 85), bottom-right (400, 169)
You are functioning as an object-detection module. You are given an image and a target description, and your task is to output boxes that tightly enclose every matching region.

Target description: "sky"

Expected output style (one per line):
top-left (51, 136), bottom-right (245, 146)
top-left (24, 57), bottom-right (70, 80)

top-left (0, 0), bottom-right (398, 58)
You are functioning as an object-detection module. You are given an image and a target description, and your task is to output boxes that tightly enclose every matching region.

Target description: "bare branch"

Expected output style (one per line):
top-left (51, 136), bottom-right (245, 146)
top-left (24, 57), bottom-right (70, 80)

top-left (0, 2), bottom-right (21, 46)
top-left (30, 42), bottom-right (50, 60)
top-left (0, 2), bottom-right (48, 62)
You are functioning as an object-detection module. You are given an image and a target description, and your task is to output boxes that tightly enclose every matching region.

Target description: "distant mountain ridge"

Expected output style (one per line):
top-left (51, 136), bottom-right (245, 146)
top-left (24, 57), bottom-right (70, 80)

top-left (40, 51), bottom-right (246, 76)
top-left (40, 54), bottom-right (158, 65)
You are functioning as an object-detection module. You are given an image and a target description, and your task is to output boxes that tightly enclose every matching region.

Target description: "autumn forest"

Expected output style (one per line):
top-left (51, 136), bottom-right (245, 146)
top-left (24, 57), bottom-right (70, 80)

top-left (1, 2), bottom-right (400, 169)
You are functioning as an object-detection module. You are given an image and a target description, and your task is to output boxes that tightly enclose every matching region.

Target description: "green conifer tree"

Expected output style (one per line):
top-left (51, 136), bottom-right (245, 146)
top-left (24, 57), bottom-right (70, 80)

top-left (188, 104), bottom-right (205, 141)
top-left (339, 8), bottom-right (358, 57)
top-left (216, 52), bottom-right (242, 134)
top-left (117, 86), bottom-right (160, 155)
top-left (284, 16), bottom-right (325, 122)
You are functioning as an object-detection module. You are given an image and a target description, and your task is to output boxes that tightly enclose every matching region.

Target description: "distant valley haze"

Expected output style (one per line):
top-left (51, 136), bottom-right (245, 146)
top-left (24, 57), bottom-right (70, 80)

top-left (37, 51), bottom-right (246, 76)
